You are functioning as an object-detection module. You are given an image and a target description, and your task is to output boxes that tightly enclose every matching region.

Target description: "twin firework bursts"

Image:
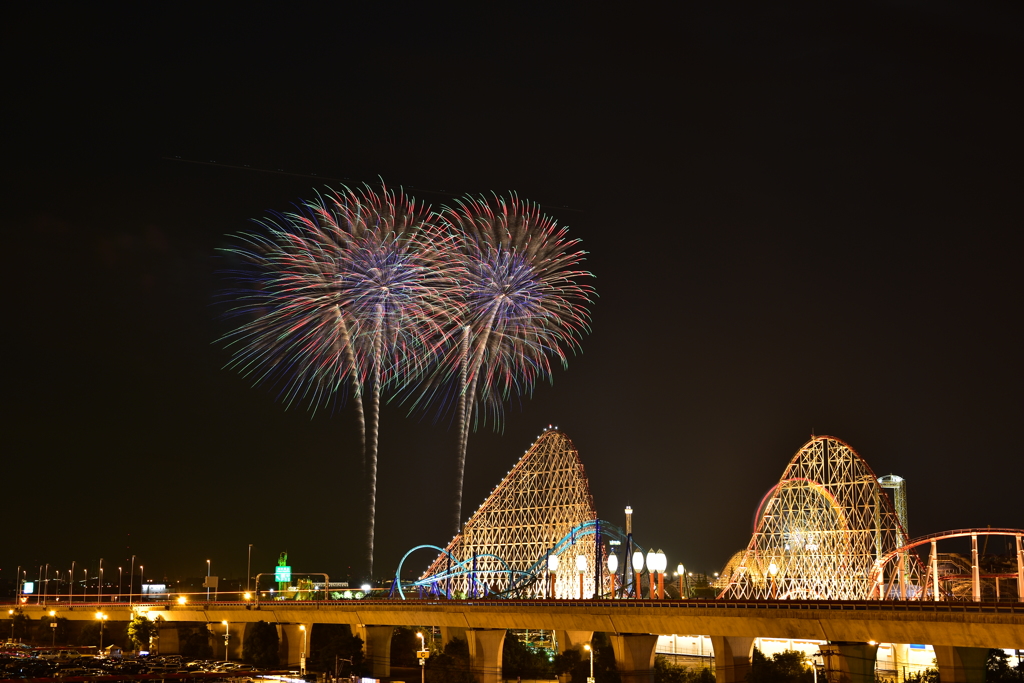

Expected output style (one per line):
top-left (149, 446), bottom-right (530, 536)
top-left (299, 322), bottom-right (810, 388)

top-left (218, 183), bottom-right (595, 576)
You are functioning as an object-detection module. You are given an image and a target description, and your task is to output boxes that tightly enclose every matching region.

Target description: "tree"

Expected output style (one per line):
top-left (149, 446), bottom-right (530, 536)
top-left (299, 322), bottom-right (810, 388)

top-left (31, 614), bottom-right (69, 646)
top-left (308, 624), bottom-right (364, 677)
top-left (9, 609), bottom-right (31, 642)
top-left (179, 624), bottom-right (214, 660)
top-left (425, 637), bottom-right (475, 683)
top-left (127, 614), bottom-right (158, 652)
top-left (503, 633), bottom-right (554, 680)
top-left (747, 648), bottom-right (814, 683)
top-left (391, 627), bottom-right (421, 667)
top-left (242, 621), bottom-right (279, 668)
top-left (555, 634), bottom-right (620, 683)
top-left (987, 649), bottom-right (1024, 683)
top-left (654, 656), bottom-right (716, 683)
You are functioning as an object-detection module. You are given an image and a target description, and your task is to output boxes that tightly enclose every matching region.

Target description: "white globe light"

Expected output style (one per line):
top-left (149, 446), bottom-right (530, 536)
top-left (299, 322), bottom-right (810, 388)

top-left (767, 563), bottom-right (778, 577)
top-left (548, 554), bottom-right (560, 572)
top-left (576, 555), bottom-right (588, 573)
top-left (632, 551), bottom-right (644, 573)
top-left (646, 549), bottom-right (656, 572)
top-left (607, 552), bottom-right (619, 575)
top-left (655, 549), bottom-right (667, 573)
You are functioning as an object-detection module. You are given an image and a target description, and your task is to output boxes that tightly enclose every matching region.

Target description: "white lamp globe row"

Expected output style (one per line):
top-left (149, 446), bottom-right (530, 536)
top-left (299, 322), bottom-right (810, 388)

top-left (548, 548), bottom-right (668, 575)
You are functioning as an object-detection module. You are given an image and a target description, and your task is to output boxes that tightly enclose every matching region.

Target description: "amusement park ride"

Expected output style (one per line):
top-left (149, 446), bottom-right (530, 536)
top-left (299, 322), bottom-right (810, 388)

top-left (391, 430), bottom-right (1023, 604)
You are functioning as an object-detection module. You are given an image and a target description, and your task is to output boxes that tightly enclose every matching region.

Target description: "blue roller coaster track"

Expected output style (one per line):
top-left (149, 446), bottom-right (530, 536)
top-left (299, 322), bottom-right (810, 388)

top-left (390, 519), bottom-right (644, 600)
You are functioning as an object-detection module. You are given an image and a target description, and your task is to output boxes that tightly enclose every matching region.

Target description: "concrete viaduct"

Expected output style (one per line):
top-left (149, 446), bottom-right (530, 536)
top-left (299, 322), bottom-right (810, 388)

top-left (20, 599), bottom-right (1024, 683)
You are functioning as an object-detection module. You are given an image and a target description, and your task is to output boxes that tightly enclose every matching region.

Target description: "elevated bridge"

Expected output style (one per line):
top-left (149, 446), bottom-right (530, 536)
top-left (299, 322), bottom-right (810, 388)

top-left (19, 599), bottom-right (1024, 683)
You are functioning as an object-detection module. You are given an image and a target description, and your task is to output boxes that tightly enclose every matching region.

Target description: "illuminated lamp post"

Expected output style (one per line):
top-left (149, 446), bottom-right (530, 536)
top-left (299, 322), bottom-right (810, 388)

top-left (607, 550), bottom-right (619, 598)
top-left (9, 609), bottom-right (15, 640)
top-left (584, 643), bottom-right (595, 682)
top-left (655, 550), bottom-right (667, 599)
top-left (95, 612), bottom-right (108, 650)
top-left (98, 559), bottom-right (103, 603)
top-left (222, 621), bottom-right (230, 662)
top-left (768, 563), bottom-right (779, 599)
top-left (139, 566), bottom-right (144, 601)
top-left (417, 632), bottom-right (427, 683)
top-left (676, 564), bottom-right (686, 599)
top-left (576, 554), bottom-right (588, 599)
top-left (632, 550), bottom-right (644, 600)
top-left (206, 560), bottom-right (211, 602)
top-left (646, 549), bottom-right (656, 600)
top-left (548, 554), bottom-right (559, 598)
top-left (118, 568), bottom-right (122, 602)
top-left (49, 610), bottom-right (57, 646)
top-left (299, 624), bottom-right (307, 674)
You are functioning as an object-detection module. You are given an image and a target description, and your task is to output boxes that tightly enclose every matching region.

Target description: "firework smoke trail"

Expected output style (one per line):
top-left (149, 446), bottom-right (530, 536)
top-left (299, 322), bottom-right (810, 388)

top-left (426, 194), bottom-right (595, 535)
top-left (220, 183), bottom-right (460, 580)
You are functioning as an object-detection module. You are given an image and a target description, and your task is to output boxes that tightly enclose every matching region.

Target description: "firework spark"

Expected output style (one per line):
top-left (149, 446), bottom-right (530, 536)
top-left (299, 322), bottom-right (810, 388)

top-left (219, 183), bottom-right (460, 578)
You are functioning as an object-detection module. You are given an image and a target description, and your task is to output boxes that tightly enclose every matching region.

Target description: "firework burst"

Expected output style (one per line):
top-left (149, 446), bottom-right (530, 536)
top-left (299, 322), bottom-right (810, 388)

top-left (421, 193), bottom-right (595, 535)
top-left (219, 183), bottom-right (460, 578)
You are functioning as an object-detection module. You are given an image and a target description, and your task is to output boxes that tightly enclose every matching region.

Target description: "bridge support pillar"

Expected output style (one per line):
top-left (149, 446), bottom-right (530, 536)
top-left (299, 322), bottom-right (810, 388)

top-left (933, 645), bottom-right (989, 683)
top-left (556, 630), bottom-right (594, 653)
top-left (609, 633), bottom-right (659, 683)
top-left (442, 626), bottom-right (468, 646)
top-left (822, 641), bottom-right (878, 683)
top-left (279, 623), bottom-right (314, 668)
top-left (710, 636), bottom-right (755, 683)
top-left (155, 625), bottom-right (179, 655)
top-left (467, 628), bottom-right (506, 683)
top-left (354, 624), bottom-right (392, 679)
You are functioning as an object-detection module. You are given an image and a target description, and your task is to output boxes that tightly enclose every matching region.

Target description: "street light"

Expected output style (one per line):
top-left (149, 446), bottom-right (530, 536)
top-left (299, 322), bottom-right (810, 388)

top-left (547, 554), bottom-right (559, 599)
top-left (632, 550), bottom-right (644, 600)
top-left (417, 632), bottom-right (427, 683)
top-left (49, 611), bottom-right (57, 646)
top-left (95, 612), bottom-right (107, 650)
top-left (9, 609), bottom-right (15, 640)
top-left (584, 643), bottom-right (595, 683)
top-left (607, 550), bottom-right (619, 598)
top-left (222, 621), bottom-right (230, 662)
top-left (139, 566), bottom-right (144, 601)
top-left (654, 550), bottom-right (667, 599)
top-left (576, 554), bottom-right (588, 599)
top-left (299, 625), bottom-right (307, 675)
top-left (206, 560), bottom-right (211, 602)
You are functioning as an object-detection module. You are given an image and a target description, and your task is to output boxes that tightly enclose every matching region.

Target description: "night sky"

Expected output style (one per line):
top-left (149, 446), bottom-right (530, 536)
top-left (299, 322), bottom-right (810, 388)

top-left (6, 4), bottom-right (1022, 589)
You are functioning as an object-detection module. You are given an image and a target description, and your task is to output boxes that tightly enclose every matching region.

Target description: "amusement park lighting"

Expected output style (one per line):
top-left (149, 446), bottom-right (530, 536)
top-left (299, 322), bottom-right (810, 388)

top-left (576, 555), bottom-right (588, 572)
top-left (607, 551), bottom-right (619, 575)
top-left (360, 584), bottom-right (371, 592)
top-left (548, 554), bottom-right (560, 572)
top-left (768, 562), bottom-right (779, 576)
top-left (632, 551), bottom-right (644, 572)
top-left (646, 549), bottom-right (656, 573)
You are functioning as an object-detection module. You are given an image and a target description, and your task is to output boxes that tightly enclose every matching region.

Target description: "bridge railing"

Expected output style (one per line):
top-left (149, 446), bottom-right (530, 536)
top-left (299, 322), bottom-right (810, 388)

top-left (11, 598), bottom-right (1019, 614)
